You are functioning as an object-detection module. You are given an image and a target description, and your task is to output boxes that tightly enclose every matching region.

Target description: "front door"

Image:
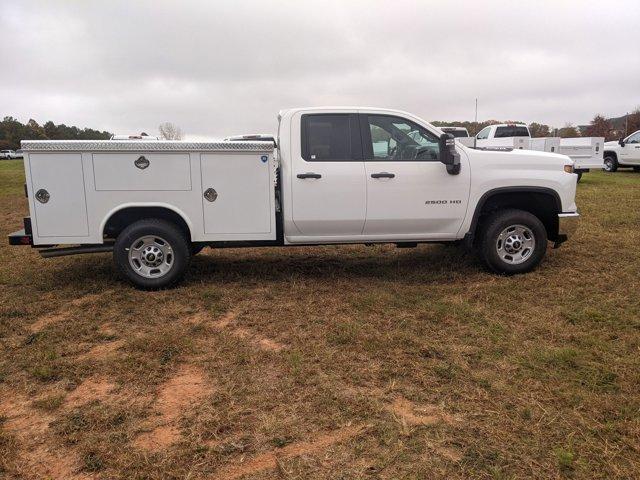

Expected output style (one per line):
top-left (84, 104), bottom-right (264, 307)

top-left (622, 131), bottom-right (640, 164)
top-left (290, 113), bottom-right (366, 237)
top-left (361, 114), bottom-right (470, 238)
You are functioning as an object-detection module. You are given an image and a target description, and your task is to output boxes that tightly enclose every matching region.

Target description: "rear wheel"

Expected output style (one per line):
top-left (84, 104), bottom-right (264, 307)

top-left (603, 155), bottom-right (618, 172)
top-left (633, 166), bottom-right (640, 172)
top-left (478, 209), bottom-right (548, 275)
top-left (114, 218), bottom-right (191, 289)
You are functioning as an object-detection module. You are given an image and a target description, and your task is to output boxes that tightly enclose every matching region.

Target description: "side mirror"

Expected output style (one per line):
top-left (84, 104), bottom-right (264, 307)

top-left (439, 133), bottom-right (461, 175)
top-left (619, 137), bottom-right (625, 147)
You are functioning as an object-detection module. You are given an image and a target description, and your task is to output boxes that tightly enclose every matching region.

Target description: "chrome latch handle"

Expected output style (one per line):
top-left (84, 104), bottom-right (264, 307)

top-left (203, 188), bottom-right (218, 202)
top-left (134, 156), bottom-right (150, 169)
top-left (35, 189), bottom-right (50, 203)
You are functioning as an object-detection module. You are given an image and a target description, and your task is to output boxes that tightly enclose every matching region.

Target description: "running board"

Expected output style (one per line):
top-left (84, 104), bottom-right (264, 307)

top-left (39, 244), bottom-right (114, 258)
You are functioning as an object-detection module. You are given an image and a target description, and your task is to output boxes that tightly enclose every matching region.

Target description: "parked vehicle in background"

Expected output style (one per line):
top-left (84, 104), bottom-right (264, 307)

top-left (1, 150), bottom-right (18, 159)
top-left (476, 124), bottom-right (603, 180)
top-left (475, 124), bottom-right (531, 149)
top-left (111, 134), bottom-right (160, 140)
top-left (440, 126), bottom-right (469, 138)
top-left (9, 107), bottom-right (579, 289)
top-left (557, 137), bottom-right (604, 179)
top-left (15, 149), bottom-right (24, 158)
top-left (603, 130), bottom-right (640, 172)
top-left (224, 134), bottom-right (276, 145)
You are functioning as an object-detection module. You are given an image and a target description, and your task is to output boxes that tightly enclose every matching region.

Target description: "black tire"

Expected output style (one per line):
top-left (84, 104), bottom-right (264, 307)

top-left (576, 171), bottom-right (583, 182)
top-left (603, 155), bottom-right (618, 172)
top-left (113, 218), bottom-right (191, 289)
top-left (633, 167), bottom-right (640, 172)
top-left (478, 209), bottom-right (548, 275)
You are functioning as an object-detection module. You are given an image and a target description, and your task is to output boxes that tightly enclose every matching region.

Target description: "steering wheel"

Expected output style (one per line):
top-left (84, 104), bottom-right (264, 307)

top-left (415, 146), bottom-right (436, 160)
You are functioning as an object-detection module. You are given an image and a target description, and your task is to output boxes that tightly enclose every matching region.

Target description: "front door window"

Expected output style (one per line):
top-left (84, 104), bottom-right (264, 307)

top-left (364, 115), bottom-right (440, 161)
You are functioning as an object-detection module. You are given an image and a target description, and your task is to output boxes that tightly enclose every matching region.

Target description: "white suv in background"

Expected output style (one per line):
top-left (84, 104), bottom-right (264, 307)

top-left (1, 150), bottom-right (17, 159)
top-left (603, 130), bottom-right (640, 172)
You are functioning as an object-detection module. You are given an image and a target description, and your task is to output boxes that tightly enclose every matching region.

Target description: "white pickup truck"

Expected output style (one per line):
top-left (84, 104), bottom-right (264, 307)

top-left (9, 107), bottom-right (579, 289)
top-left (602, 130), bottom-right (640, 172)
top-left (475, 124), bottom-right (531, 150)
top-left (475, 124), bottom-right (604, 179)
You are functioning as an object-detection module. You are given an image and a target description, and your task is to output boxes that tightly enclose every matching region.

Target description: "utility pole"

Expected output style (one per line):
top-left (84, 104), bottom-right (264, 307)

top-left (473, 98), bottom-right (478, 148)
top-left (625, 112), bottom-right (629, 137)
top-left (474, 98), bottom-right (478, 134)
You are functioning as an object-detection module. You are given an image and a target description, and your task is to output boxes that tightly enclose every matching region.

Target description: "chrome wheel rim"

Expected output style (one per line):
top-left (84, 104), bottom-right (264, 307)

top-left (603, 158), bottom-right (613, 171)
top-left (127, 235), bottom-right (174, 278)
top-left (496, 224), bottom-right (535, 265)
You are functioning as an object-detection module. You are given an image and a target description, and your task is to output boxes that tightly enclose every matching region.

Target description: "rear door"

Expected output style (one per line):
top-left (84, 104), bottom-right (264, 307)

top-left (290, 113), bottom-right (366, 236)
top-left (361, 114), bottom-right (470, 237)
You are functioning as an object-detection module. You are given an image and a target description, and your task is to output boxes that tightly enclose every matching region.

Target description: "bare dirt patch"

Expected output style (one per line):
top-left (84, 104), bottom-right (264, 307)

top-left (29, 292), bottom-right (110, 333)
top-left (212, 424), bottom-right (366, 480)
top-left (386, 397), bottom-right (460, 428)
top-left (65, 377), bottom-right (117, 408)
top-left (134, 365), bottom-right (211, 451)
top-left (0, 390), bottom-right (90, 479)
top-left (213, 309), bottom-right (287, 353)
top-left (77, 339), bottom-right (125, 361)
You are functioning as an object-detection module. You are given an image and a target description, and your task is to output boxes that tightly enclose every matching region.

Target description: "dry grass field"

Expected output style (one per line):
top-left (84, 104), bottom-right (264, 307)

top-left (0, 159), bottom-right (639, 479)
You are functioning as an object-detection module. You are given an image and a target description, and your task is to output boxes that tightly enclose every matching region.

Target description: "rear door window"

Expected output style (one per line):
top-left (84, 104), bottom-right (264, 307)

top-left (301, 114), bottom-right (362, 161)
top-left (495, 126), bottom-right (530, 138)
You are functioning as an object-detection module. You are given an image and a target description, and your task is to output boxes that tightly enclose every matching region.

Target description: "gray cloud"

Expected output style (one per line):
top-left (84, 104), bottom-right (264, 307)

top-left (1, 0), bottom-right (638, 139)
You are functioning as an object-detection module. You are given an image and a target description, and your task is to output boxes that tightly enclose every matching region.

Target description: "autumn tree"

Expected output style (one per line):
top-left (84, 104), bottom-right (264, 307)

top-left (528, 122), bottom-right (551, 138)
top-left (584, 114), bottom-right (613, 140)
top-left (625, 108), bottom-right (640, 135)
top-left (159, 122), bottom-right (183, 140)
top-left (557, 123), bottom-right (580, 138)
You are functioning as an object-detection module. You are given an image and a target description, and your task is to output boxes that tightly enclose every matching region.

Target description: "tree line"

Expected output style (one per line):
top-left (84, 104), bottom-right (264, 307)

top-left (433, 108), bottom-right (640, 141)
top-left (0, 117), bottom-right (112, 150)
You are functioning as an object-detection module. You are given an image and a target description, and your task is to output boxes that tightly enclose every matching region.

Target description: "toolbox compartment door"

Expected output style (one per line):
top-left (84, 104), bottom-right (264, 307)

top-left (92, 153), bottom-right (192, 191)
top-left (201, 153), bottom-right (274, 236)
top-left (29, 153), bottom-right (89, 237)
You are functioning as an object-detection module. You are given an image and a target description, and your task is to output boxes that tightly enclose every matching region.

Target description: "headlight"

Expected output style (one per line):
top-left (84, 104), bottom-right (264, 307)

top-left (564, 164), bottom-right (574, 174)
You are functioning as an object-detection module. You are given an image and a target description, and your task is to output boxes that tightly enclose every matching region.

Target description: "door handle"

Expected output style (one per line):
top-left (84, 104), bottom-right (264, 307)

top-left (297, 172), bottom-right (322, 179)
top-left (371, 172), bottom-right (395, 179)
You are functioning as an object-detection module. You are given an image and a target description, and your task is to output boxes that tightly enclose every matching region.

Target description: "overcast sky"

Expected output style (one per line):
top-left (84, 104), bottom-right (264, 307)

top-left (1, 0), bottom-right (638, 139)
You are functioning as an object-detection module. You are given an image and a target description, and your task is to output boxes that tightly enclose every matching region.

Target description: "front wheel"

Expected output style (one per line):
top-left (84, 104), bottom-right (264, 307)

top-left (478, 209), bottom-right (548, 275)
top-left (113, 218), bottom-right (191, 289)
top-left (603, 155), bottom-right (618, 172)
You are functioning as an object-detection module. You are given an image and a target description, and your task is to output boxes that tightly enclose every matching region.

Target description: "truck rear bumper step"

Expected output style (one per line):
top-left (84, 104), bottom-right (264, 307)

top-left (39, 244), bottom-right (114, 258)
top-left (8, 229), bottom-right (33, 246)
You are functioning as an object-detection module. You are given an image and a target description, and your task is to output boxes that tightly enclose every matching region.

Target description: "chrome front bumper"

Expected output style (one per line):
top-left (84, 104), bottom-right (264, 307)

top-left (555, 212), bottom-right (580, 247)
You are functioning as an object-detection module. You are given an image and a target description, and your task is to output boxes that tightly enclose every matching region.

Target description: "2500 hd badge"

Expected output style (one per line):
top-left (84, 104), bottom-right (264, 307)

top-left (425, 199), bottom-right (462, 205)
